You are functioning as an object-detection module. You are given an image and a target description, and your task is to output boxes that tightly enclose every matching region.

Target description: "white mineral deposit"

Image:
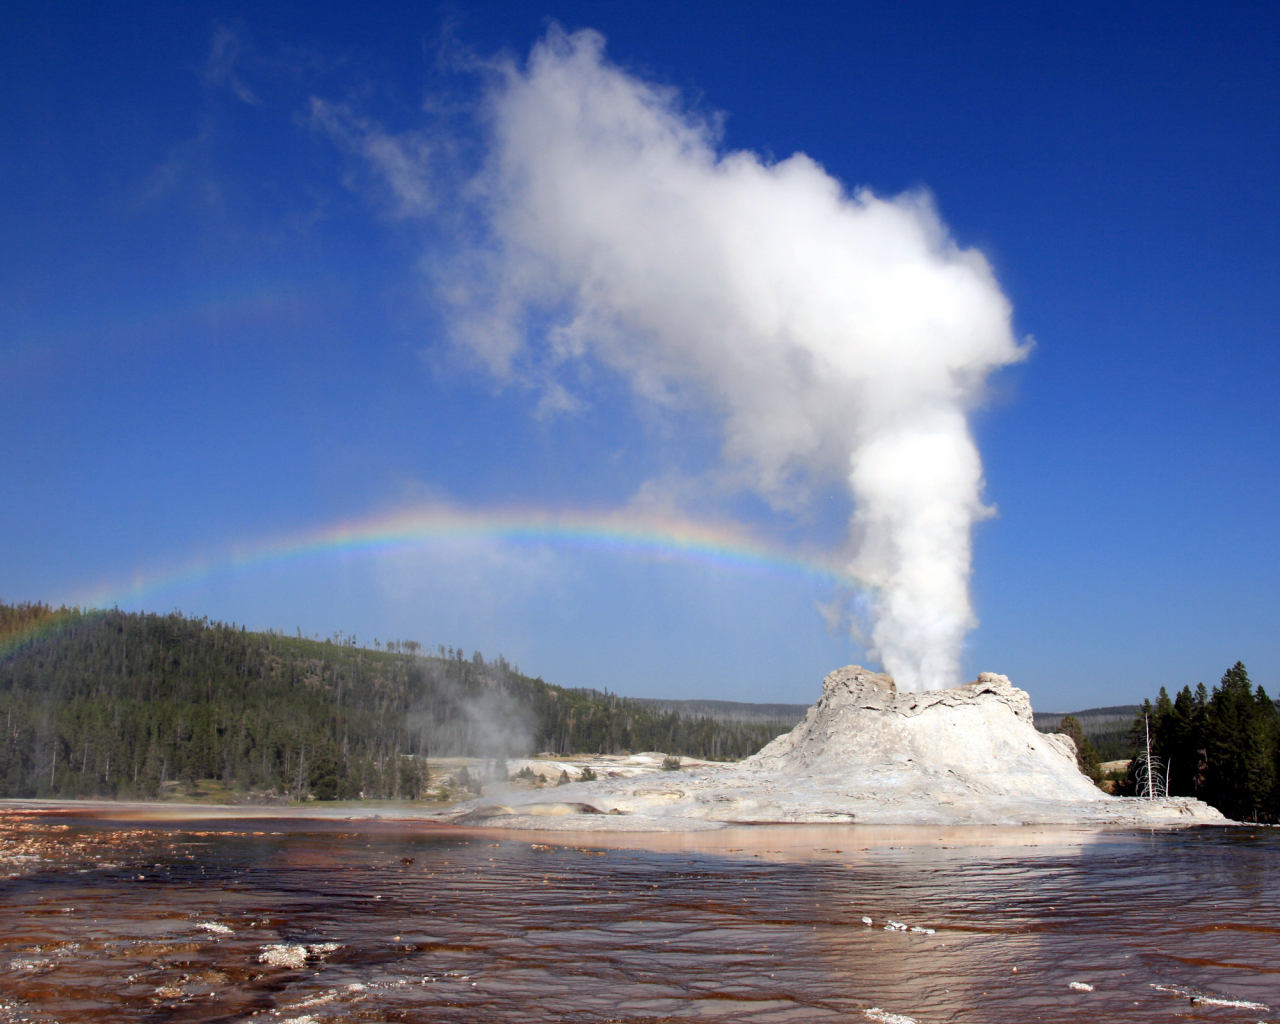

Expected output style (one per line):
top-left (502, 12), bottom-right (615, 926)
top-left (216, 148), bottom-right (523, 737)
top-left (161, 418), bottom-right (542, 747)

top-left (448, 666), bottom-right (1226, 830)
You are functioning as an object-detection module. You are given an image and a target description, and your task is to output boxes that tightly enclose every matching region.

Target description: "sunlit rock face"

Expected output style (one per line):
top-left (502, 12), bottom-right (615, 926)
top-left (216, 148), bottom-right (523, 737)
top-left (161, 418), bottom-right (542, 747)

top-left (449, 666), bottom-right (1228, 830)
top-left (743, 666), bottom-right (1102, 804)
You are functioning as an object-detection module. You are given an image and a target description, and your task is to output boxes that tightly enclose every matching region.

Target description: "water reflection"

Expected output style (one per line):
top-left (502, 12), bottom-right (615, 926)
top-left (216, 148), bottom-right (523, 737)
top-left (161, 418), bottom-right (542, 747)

top-left (0, 810), bottom-right (1275, 1022)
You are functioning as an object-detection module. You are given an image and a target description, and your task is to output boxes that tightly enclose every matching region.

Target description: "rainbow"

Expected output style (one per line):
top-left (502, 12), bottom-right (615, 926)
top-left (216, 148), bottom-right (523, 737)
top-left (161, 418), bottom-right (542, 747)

top-left (73, 506), bottom-right (860, 611)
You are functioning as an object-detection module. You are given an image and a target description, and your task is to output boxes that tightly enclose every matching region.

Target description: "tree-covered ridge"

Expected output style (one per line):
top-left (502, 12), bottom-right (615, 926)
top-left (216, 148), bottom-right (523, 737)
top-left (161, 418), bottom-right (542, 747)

top-left (1125, 662), bottom-right (1280, 822)
top-left (0, 602), bottom-right (792, 801)
top-left (1034, 706), bottom-right (1139, 762)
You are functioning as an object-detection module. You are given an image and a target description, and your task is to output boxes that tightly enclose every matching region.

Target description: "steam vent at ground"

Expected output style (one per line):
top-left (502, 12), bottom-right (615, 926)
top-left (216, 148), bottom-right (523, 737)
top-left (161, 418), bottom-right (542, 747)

top-left (450, 666), bottom-right (1226, 831)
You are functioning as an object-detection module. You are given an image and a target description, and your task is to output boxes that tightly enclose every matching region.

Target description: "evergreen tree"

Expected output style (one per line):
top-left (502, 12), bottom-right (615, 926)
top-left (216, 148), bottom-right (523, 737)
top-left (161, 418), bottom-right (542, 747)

top-left (1125, 663), bottom-right (1280, 821)
top-left (1204, 663), bottom-right (1268, 820)
top-left (1056, 715), bottom-right (1102, 783)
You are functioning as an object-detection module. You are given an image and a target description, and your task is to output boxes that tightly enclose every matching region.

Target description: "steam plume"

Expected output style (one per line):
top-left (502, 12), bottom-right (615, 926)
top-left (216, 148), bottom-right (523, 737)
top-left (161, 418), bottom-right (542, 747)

top-left (345, 28), bottom-right (1027, 690)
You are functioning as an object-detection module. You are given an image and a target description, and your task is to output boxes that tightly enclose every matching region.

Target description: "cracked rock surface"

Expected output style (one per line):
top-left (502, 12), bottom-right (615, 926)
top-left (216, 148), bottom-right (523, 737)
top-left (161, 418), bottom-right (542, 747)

top-left (447, 666), bottom-right (1227, 829)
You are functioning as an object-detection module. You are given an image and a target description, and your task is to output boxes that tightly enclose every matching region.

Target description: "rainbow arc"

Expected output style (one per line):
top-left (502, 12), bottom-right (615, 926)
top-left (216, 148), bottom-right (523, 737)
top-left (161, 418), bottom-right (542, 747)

top-left (75, 506), bottom-right (859, 608)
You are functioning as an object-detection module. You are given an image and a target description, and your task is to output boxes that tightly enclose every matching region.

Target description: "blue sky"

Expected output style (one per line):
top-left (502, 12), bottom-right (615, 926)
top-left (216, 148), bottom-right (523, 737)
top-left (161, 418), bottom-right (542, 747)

top-left (3, 1), bottom-right (1277, 709)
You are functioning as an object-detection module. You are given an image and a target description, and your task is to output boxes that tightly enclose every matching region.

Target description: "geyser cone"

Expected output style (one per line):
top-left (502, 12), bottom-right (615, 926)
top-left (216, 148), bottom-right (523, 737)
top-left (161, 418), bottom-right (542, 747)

top-left (449, 665), bottom-right (1227, 829)
top-left (744, 666), bottom-right (1102, 802)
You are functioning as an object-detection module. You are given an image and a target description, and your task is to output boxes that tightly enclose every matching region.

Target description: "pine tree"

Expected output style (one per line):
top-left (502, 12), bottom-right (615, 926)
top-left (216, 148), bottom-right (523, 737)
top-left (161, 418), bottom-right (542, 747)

top-left (1164, 685), bottom-right (1203, 797)
top-left (1204, 663), bottom-right (1259, 819)
top-left (1056, 715), bottom-right (1102, 783)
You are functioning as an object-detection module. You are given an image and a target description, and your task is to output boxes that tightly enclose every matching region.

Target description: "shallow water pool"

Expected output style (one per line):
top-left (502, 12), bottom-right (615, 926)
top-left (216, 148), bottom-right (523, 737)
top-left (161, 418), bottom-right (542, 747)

top-left (1, 809), bottom-right (1276, 1022)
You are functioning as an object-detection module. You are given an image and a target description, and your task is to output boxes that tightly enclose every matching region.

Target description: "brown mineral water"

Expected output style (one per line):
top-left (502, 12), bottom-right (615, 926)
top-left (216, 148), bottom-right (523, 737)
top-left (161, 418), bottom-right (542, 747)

top-left (1, 809), bottom-right (1276, 1022)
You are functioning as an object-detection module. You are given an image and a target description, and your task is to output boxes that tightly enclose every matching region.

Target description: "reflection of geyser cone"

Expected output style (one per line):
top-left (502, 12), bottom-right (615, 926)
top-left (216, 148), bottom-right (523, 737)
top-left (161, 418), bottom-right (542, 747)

top-left (743, 666), bottom-right (1101, 803)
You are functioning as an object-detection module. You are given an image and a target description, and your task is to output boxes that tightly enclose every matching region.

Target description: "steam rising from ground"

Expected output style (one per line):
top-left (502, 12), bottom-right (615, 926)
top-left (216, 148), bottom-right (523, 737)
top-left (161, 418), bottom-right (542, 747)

top-left (324, 28), bottom-right (1026, 691)
top-left (406, 658), bottom-right (535, 759)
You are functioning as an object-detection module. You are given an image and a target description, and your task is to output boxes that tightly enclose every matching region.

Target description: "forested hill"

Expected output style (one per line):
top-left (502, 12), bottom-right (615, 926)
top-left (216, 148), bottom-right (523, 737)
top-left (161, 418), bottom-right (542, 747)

top-left (0, 602), bottom-right (793, 801)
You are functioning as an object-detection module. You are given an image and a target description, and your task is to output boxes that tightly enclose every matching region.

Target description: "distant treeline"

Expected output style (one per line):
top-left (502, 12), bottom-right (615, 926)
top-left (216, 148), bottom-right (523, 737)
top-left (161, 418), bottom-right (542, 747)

top-left (1124, 662), bottom-right (1279, 822)
top-left (1034, 707), bottom-right (1138, 763)
top-left (630, 697), bottom-right (811, 726)
top-left (0, 602), bottom-right (792, 801)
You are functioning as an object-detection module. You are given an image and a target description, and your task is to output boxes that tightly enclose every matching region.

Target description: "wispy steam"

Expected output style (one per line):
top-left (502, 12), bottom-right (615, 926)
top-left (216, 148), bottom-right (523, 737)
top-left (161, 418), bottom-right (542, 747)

top-left (407, 658), bottom-right (535, 759)
top-left (325, 27), bottom-right (1027, 691)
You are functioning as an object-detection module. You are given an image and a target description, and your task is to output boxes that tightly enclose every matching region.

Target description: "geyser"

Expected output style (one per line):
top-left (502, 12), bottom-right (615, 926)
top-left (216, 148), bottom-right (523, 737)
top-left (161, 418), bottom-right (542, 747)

top-left (328, 27), bottom-right (1028, 689)
top-left (470, 29), bottom-right (1025, 691)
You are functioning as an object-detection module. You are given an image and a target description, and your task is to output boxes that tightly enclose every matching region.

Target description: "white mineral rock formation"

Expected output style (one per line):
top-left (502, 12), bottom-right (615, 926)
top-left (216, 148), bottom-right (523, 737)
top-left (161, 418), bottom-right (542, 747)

top-left (449, 666), bottom-right (1226, 829)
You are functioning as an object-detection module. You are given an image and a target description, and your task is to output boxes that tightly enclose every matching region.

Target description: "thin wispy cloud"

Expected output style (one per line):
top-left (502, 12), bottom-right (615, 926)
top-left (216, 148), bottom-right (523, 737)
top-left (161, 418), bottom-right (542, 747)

top-left (204, 26), bottom-right (262, 106)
